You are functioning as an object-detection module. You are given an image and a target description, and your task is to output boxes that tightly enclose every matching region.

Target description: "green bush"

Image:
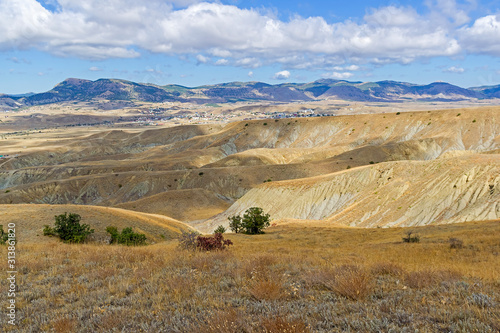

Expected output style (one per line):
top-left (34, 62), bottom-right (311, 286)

top-left (0, 225), bottom-right (9, 245)
top-left (106, 226), bottom-right (147, 246)
top-left (49, 213), bottom-right (94, 244)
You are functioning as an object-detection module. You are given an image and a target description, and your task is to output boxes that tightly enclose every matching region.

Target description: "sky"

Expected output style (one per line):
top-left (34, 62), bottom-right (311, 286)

top-left (1, 0), bottom-right (500, 94)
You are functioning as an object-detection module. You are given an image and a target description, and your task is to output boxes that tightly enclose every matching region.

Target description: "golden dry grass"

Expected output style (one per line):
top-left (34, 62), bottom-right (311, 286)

top-left (0, 219), bottom-right (498, 332)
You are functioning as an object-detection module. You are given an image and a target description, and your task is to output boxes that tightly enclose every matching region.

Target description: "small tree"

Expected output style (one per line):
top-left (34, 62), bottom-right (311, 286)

top-left (214, 225), bottom-right (226, 234)
top-left (105, 226), bottom-right (119, 244)
top-left (51, 213), bottom-right (94, 244)
top-left (228, 215), bottom-right (242, 233)
top-left (242, 207), bottom-right (271, 234)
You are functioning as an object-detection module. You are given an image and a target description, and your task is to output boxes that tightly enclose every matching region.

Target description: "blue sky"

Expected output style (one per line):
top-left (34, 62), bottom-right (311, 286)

top-left (1, 0), bottom-right (500, 94)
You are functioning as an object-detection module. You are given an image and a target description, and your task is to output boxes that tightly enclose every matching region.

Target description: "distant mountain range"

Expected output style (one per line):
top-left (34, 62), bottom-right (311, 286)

top-left (2, 78), bottom-right (500, 110)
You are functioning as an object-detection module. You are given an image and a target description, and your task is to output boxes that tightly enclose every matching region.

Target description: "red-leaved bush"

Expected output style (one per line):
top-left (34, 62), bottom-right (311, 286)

top-left (197, 233), bottom-right (233, 251)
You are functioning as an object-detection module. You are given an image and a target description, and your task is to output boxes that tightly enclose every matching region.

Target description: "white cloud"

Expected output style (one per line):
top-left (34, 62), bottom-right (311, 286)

top-left (273, 70), bottom-right (290, 80)
top-left (215, 59), bottom-right (228, 65)
top-left (460, 14), bottom-right (500, 56)
top-left (248, 71), bottom-right (254, 78)
top-left (333, 65), bottom-right (360, 71)
top-left (322, 72), bottom-right (354, 80)
top-left (0, 0), bottom-right (495, 69)
top-left (196, 54), bottom-right (209, 64)
top-left (444, 66), bottom-right (465, 73)
top-left (89, 66), bottom-right (102, 71)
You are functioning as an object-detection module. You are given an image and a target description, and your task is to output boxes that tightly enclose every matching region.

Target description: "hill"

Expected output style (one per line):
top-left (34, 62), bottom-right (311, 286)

top-left (0, 204), bottom-right (192, 243)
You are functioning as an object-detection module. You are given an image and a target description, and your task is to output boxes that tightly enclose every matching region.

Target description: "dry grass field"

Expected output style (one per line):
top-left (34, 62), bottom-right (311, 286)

top-left (1, 218), bottom-right (498, 332)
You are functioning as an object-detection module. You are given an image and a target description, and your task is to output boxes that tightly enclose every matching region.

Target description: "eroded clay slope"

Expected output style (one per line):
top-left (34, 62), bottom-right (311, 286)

top-left (202, 153), bottom-right (500, 232)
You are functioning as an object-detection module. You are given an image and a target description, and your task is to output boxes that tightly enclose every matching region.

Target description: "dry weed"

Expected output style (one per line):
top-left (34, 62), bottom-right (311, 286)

top-left (327, 265), bottom-right (374, 300)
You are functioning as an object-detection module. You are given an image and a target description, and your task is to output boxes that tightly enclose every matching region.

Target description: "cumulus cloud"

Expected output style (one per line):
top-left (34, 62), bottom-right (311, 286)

top-left (0, 0), bottom-right (494, 69)
top-left (460, 14), bottom-right (500, 56)
top-left (248, 71), bottom-right (254, 78)
top-left (273, 70), bottom-right (290, 80)
top-left (444, 66), bottom-right (465, 73)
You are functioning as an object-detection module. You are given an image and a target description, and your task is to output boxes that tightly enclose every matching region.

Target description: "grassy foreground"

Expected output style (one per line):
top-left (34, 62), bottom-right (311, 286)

top-left (1, 220), bottom-right (499, 332)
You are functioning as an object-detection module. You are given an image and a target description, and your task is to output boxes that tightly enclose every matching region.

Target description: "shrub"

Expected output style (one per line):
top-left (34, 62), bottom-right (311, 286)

top-left (43, 225), bottom-right (57, 237)
top-left (50, 213), bottom-right (94, 244)
top-left (106, 226), bottom-right (147, 246)
top-left (449, 237), bottom-right (464, 249)
top-left (214, 225), bottom-right (226, 234)
top-left (248, 279), bottom-right (284, 301)
top-left (0, 225), bottom-right (10, 245)
top-left (402, 231), bottom-right (420, 243)
top-left (228, 215), bottom-right (243, 233)
top-left (327, 265), bottom-right (374, 300)
top-left (177, 230), bottom-right (200, 251)
top-left (197, 233), bottom-right (233, 251)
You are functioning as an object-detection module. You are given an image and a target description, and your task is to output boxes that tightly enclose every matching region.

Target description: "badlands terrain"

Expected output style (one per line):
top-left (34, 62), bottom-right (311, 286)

top-left (1, 100), bottom-right (499, 332)
top-left (1, 104), bottom-right (499, 232)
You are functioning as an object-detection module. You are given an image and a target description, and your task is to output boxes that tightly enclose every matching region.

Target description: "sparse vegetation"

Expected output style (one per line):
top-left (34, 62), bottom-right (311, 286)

top-left (402, 230), bottom-right (420, 243)
top-left (449, 237), bottom-right (464, 249)
top-left (44, 213), bottom-right (94, 244)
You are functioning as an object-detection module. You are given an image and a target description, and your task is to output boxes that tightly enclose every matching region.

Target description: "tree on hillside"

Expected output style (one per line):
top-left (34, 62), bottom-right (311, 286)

top-left (229, 207), bottom-right (271, 234)
top-left (44, 213), bottom-right (94, 244)
top-left (228, 215), bottom-right (243, 233)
